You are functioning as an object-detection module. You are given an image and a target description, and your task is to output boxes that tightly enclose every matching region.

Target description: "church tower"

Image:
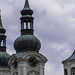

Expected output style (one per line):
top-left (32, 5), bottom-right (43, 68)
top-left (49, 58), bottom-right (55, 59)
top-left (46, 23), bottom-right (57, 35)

top-left (0, 10), bottom-right (10, 75)
top-left (62, 51), bottom-right (75, 75)
top-left (8, 0), bottom-right (47, 75)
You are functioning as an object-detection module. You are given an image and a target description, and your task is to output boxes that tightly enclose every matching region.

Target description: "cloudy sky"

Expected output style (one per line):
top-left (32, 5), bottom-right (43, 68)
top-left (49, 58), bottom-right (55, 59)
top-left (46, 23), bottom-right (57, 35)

top-left (0, 0), bottom-right (75, 75)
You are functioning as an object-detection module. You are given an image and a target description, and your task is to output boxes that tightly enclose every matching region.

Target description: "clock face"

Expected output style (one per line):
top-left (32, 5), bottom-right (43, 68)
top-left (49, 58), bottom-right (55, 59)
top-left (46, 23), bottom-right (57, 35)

top-left (28, 56), bottom-right (38, 67)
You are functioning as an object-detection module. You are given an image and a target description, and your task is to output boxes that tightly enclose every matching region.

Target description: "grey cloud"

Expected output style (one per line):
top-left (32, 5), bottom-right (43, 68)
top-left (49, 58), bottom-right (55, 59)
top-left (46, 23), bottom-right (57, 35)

top-left (0, 0), bottom-right (75, 75)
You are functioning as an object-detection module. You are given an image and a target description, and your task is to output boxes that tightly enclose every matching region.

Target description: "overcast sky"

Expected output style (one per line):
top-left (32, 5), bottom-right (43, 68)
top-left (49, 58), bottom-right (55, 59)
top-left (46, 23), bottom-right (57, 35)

top-left (0, 0), bottom-right (75, 75)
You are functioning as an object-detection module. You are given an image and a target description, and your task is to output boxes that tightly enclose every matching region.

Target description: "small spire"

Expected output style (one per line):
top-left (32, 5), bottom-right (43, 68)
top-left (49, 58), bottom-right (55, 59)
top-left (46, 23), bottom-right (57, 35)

top-left (24, 0), bottom-right (31, 10)
top-left (0, 10), bottom-right (3, 27)
top-left (0, 10), bottom-right (1, 17)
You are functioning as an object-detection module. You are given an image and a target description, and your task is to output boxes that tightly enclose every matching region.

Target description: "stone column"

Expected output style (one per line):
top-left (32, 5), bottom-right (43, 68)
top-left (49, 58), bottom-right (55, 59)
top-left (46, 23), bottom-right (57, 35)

top-left (3, 39), bottom-right (6, 47)
top-left (21, 22), bottom-right (24, 30)
top-left (40, 63), bottom-right (44, 75)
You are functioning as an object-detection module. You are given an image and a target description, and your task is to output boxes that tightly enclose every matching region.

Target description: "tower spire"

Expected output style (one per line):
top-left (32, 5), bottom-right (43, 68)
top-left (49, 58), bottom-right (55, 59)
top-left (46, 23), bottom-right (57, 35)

top-left (0, 10), bottom-right (1, 16)
top-left (14, 0), bottom-right (41, 53)
top-left (0, 10), bottom-right (6, 52)
top-left (0, 10), bottom-right (10, 68)
top-left (0, 10), bottom-right (3, 28)
top-left (24, 0), bottom-right (30, 10)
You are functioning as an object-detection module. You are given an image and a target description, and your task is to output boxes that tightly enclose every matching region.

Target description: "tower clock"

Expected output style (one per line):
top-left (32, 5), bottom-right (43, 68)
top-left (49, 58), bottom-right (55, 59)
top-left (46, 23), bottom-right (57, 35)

top-left (28, 56), bottom-right (39, 67)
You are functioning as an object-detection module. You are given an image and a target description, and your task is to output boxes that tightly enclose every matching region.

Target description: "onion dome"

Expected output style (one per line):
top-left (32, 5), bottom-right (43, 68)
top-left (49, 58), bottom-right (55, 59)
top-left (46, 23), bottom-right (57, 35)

top-left (14, 35), bottom-right (41, 53)
top-left (14, 0), bottom-right (41, 53)
top-left (0, 52), bottom-right (10, 68)
top-left (0, 10), bottom-right (10, 68)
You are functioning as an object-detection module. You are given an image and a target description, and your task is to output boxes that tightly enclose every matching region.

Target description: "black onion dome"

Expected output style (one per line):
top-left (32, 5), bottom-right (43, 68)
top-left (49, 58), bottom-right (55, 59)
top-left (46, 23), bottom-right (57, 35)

top-left (0, 52), bottom-right (10, 68)
top-left (14, 35), bottom-right (41, 53)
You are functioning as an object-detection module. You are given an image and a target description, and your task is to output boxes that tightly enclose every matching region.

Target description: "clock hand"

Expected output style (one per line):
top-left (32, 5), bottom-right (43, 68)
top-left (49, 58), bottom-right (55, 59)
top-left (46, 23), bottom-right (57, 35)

top-left (31, 59), bottom-right (37, 64)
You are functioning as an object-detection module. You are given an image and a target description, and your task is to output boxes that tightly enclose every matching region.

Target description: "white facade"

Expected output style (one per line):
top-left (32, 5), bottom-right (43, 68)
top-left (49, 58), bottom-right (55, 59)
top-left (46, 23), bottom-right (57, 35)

top-left (8, 52), bottom-right (47, 75)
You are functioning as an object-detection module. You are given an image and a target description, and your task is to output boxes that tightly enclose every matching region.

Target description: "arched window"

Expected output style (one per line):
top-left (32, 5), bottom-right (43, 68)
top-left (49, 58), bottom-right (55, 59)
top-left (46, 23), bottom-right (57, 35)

top-left (27, 70), bottom-right (39, 75)
top-left (64, 69), bottom-right (68, 75)
top-left (71, 67), bottom-right (75, 75)
top-left (13, 72), bottom-right (18, 75)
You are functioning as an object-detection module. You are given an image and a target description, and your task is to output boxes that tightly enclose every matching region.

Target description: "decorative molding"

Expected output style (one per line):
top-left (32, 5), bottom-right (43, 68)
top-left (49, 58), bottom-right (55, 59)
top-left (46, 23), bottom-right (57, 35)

top-left (13, 72), bottom-right (18, 75)
top-left (22, 52), bottom-right (47, 63)
top-left (8, 54), bottom-right (17, 65)
top-left (0, 68), bottom-right (11, 72)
